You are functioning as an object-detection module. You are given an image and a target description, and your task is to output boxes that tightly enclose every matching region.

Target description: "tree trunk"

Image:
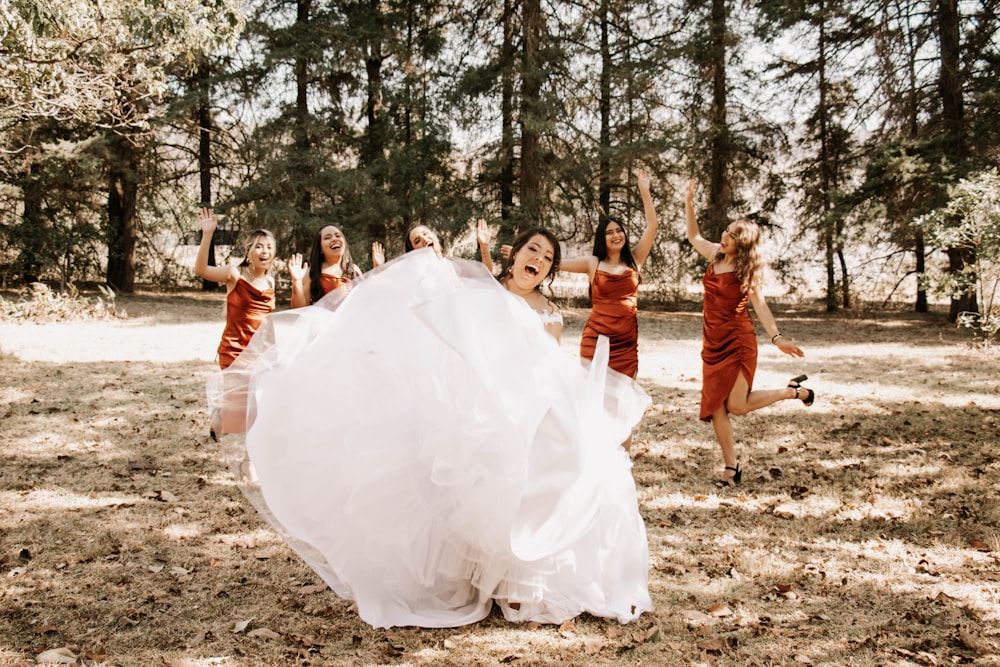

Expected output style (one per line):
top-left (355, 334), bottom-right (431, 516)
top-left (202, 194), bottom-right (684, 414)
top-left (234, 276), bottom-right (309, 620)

top-left (914, 229), bottom-right (927, 312)
top-left (19, 159), bottom-right (45, 284)
top-left (705, 0), bottom-right (731, 240)
top-left (196, 61), bottom-right (218, 291)
top-left (818, 8), bottom-right (839, 312)
top-left (937, 0), bottom-right (975, 321)
top-left (598, 0), bottom-right (611, 223)
top-left (499, 0), bottom-right (516, 234)
top-left (838, 248), bottom-right (850, 309)
top-left (363, 0), bottom-right (387, 241)
top-left (295, 0), bottom-right (313, 222)
top-left (519, 0), bottom-right (543, 225)
top-left (106, 131), bottom-right (139, 293)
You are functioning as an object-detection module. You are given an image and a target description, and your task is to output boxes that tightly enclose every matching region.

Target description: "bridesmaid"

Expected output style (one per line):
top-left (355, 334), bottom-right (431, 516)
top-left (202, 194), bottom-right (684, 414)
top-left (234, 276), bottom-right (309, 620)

top-left (560, 169), bottom-right (659, 379)
top-left (684, 179), bottom-right (813, 487)
top-left (193, 208), bottom-right (276, 440)
top-left (288, 225), bottom-right (363, 307)
top-left (372, 220), bottom-right (494, 274)
top-left (193, 208), bottom-right (276, 370)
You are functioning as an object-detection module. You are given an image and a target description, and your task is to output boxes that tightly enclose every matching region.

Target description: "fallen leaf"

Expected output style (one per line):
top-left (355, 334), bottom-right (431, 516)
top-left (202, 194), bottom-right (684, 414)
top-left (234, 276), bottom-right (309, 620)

top-left (36, 647), bottom-right (77, 664)
top-left (247, 627), bottom-right (281, 640)
top-left (697, 637), bottom-right (727, 652)
top-left (233, 619), bottom-right (252, 633)
top-left (707, 604), bottom-right (732, 617)
top-left (159, 490), bottom-right (179, 502)
top-left (968, 540), bottom-right (991, 552)
top-left (774, 583), bottom-right (794, 593)
top-left (298, 584), bottom-right (327, 595)
top-left (958, 627), bottom-right (985, 652)
top-left (558, 618), bottom-right (576, 637)
top-left (443, 639), bottom-right (457, 649)
top-left (582, 636), bottom-right (605, 654)
top-left (681, 609), bottom-right (713, 625)
top-left (288, 632), bottom-right (321, 647)
top-left (693, 494), bottom-right (708, 501)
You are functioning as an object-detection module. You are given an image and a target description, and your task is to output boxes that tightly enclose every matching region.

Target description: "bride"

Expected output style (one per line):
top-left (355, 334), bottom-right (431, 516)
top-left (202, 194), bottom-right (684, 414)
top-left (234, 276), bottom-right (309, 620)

top-left (209, 227), bottom-right (653, 629)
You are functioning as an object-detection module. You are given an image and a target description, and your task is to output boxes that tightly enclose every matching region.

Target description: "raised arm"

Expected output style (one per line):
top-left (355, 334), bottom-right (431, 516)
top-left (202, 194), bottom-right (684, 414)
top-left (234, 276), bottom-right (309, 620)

top-left (288, 253), bottom-right (310, 308)
top-left (194, 208), bottom-right (239, 286)
top-left (371, 241), bottom-right (385, 268)
top-left (476, 219), bottom-right (494, 274)
top-left (684, 180), bottom-right (719, 262)
top-left (560, 255), bottom-right (599, 283)
top-left (631, 169), bottom-right (659, 267)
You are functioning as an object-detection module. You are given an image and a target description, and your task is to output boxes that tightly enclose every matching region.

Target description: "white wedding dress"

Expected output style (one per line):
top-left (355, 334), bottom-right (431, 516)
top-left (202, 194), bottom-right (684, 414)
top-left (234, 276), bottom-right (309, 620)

top-left (209, 248), bottom-right (653, 628)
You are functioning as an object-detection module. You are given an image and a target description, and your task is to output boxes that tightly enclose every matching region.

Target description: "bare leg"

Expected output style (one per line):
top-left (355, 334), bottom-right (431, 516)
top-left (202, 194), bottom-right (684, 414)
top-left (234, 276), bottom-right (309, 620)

top-left (711, 404), bottom-right (737, 470)
top-left (726, 372), bottom-right (797, 416)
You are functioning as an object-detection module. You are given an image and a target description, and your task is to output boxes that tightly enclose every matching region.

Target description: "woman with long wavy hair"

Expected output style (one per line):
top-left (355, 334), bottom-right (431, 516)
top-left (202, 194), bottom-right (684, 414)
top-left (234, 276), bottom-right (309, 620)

top-left (685, 180), bottom-right (814, 487)
top-left (560, 169), bottom-right (659, 379)
top-left (289, 225), bottom-right (363, 307)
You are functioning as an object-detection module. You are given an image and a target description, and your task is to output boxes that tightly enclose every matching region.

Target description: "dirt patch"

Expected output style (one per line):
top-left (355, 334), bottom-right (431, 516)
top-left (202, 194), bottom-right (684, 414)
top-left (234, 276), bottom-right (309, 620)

top-left (1, 294), bottom-right (999, 666)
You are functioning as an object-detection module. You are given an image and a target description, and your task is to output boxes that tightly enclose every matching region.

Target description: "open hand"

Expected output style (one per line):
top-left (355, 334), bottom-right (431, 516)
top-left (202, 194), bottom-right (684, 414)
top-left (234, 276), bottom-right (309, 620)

top-left (197, 207), bottom-right (217, 234)
top-left (288, 253), bottom-right (308, 282)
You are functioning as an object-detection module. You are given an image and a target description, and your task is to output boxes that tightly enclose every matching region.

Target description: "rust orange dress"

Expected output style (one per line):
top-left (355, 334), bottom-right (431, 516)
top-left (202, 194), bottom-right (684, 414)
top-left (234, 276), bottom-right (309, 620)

top-left (218, 277), bottom-right (275, 370)
top-left (318, 272), bottom-right (351, 296)
top-left (580, 268), bottom-right (640, 378)
top-left (699, 264), bottom-right (757, 421)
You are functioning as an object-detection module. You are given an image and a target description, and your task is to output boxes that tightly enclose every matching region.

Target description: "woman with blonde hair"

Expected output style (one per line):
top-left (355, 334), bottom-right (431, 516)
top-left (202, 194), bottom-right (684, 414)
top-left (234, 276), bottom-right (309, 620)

top-left (684, 180), bottom-right (814, 487)
top-left (193, 208), bottom-right (276, 370)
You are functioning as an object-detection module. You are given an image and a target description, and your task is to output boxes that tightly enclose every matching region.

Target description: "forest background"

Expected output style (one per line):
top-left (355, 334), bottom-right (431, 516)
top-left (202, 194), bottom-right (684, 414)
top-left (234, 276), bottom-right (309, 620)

top-left (2, 0), bottom-right (999, 327)
top-left (3, 3), bottom-right (1000, 666)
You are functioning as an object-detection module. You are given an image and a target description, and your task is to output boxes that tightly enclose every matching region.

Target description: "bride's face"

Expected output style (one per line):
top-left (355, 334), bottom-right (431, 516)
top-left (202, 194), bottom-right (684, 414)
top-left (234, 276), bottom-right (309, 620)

top-left (509, 234), bottom-right (555, 291)
top-left (408, 226), bottom-right (440, 255)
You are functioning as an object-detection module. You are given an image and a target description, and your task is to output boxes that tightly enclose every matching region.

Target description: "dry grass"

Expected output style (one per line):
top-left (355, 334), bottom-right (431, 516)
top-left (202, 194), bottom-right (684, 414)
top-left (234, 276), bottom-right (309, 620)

top-left (1, 292), bottom-right (999, 667)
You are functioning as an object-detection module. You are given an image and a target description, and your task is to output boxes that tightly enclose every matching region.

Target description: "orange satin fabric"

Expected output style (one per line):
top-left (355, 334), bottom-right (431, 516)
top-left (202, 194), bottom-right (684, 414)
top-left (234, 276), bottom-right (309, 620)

top-left (319, 272), bottom-right (351, 296)
top-left (218, 278), bottom-right (275, 370)
top-left (699, 264), bottom-right (757, 421)
top-left (580, 269), bottom-right (640, 378)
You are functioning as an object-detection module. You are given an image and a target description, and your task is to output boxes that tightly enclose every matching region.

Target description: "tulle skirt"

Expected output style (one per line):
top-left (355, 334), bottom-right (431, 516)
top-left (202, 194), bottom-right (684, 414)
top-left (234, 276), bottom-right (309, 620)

top-left (208, 249), bottom-right (653, 629)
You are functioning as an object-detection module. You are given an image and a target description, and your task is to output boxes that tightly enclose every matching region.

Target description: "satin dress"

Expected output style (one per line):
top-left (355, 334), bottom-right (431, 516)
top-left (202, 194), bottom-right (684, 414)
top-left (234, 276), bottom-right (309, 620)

top-left (217, 277), bottom-right (274, 370)
top-left (318, 272), bottom-right (351, 297)
top-left (699, 264), bottom-right (757, 421)
top-left (579, 268), bottom-right (640, 378)
top-left (208, 249), bottom-right (653, 629)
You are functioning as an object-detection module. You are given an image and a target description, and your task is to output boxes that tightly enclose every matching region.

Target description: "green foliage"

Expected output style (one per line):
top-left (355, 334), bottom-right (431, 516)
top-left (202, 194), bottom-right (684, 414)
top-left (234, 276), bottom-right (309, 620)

top-left (916, 169), bottom-right (1000, 341)
top-left (1, 0), bottom-right (245, 129)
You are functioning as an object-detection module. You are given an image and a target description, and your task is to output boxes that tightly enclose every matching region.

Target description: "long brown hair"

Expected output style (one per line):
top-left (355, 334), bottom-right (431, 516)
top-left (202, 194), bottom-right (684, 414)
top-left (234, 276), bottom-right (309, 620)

top-left (715, 219), bottom-right (763, 294)
top-left (307, 225), bottom-right (361, 304)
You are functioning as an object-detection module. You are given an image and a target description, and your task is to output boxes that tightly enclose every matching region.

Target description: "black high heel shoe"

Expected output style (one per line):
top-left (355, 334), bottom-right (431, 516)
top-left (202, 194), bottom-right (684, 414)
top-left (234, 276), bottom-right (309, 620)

top-left (788, 374), bottom-right (815, 407)
top-left (717, 464), bottom-right (742, 487)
